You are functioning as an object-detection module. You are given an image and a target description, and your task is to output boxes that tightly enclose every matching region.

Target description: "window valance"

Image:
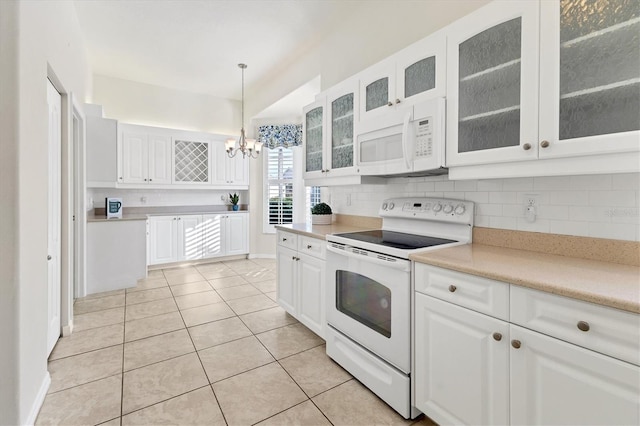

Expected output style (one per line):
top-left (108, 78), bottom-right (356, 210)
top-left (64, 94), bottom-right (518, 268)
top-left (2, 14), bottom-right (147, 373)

top-left (258, 124), bottom-right (302, 149)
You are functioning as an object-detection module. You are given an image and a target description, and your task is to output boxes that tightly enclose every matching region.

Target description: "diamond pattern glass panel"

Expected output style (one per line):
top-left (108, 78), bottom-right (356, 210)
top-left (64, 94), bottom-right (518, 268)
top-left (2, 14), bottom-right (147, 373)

top-left (559, 0), bottom-right (640, 140)
top-left (332, 93), bottom-right (354, 170)
top-left (305, 107), bottom-right (323, 172)
top-left (458, 17), bottom-right (522, 153)
top-left (405, 56), bottom-right (436, 98)
top-left (366, 78), bottom-right (389, 112)
top-left (174, 140), bottom-right (209, 183)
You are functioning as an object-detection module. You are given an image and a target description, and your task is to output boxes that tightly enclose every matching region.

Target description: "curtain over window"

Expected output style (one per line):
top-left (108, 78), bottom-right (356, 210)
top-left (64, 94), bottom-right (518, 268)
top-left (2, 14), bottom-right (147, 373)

top-left (258, 124), bottom-right (302, 149)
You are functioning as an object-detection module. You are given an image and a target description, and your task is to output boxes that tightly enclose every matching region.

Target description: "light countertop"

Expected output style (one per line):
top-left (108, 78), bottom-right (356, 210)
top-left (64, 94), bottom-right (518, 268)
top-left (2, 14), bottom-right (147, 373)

top-left (410, 244), bottom-right (640, 314)
top-left (88, 207), bottom-right (249, 222)
top-left (275, 222), bottom-right (379, 240)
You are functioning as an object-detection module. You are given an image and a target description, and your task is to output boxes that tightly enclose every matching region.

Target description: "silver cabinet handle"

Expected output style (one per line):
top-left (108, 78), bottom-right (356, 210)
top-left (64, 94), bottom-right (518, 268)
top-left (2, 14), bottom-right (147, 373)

top-left (307, 244), bottom-right (312, 249)
top-left (577, 321), bottom-right (590, 332)
top-left (387, 101), bottom-right (393, 107)
top-left (149, 178), bottom-right (153, 182)
top-left (282, 238), bottom-right (287, 241)
top-left (448, 285), bottom-right (457, 293)
top-left (493, 332), bottom-right (502, 341)
top-left (47, 255), bottom-right (52, 260)
top-left (523, 143), bottom-right (532, 150)
top-left (511, 340), bottom-right (521, 349)
top-left (395, 98), bottom-right (401, 104)
top-left (540, 140), bottom-right (550, 148)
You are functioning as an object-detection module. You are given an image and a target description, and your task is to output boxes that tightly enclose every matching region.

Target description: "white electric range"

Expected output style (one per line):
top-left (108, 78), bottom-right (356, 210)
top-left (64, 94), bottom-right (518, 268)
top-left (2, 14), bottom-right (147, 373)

top-left (324, 197), bottom-right (474, 419)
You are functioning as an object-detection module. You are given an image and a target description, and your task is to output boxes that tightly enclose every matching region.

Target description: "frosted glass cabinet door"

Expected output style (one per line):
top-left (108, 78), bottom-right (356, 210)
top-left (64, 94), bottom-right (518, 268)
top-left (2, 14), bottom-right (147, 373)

top-left (539, 0), bottom-right (640, 158)
top-left (358, 60), bottom-right (396, 121)
top-left (303, 99), bottom-right (326, 178)
top-left (330, 93), bottom-right (354, 172)
top-left (446, 1), bottom-right (540, 167)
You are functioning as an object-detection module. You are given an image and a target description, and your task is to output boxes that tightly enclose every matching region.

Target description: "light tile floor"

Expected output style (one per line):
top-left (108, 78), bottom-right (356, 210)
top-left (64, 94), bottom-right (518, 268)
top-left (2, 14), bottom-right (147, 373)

top-left (37, 258), bottom-right (436, 426)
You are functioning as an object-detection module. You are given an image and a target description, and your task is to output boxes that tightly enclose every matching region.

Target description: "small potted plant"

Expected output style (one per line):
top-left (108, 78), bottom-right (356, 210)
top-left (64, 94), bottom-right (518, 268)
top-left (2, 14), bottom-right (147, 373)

top-left (311, 202), bottom-right (332, 225)
top-left (229, 193), bottom-right (240, 211)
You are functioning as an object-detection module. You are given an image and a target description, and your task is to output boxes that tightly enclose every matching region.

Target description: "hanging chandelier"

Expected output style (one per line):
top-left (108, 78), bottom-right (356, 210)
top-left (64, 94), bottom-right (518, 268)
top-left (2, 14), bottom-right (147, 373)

top-left (225, 63), bottom-right (262, 159)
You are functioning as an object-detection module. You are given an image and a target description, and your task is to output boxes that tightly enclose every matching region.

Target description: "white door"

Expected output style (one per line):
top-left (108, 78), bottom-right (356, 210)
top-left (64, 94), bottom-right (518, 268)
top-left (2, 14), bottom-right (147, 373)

top-left (302, 98), bottom-right (327, 180)
top-left (148, 216), bottom-right (178, 265)
top-left (147, 134), bottom-right (172, 184)
top-left (226, 153), bottom-right (249, 186)
top-left (47, 79), bottom-right (62, 355)
top-left (414, 293), bottom-right (509, 425)
top-left (359, 58), bottom-right (397, 121)
top-left (201, 214), bottom-right (224, 258)
top-left (297, 252), bottom-right (325, 338)
top-left (225, 213), bottom-right (248, 256)
top-left (510, 324), bottom-right (640, 425)
top-left (326, 79), bottom-right (358, 177)
top-left (210, 143), bottom-right (227, 186)
top-left (446, 0), bottom-right (540, 167)
top-left (177, 215), bottom-right (202, 261)
top-left (122, 132), bottom-right (148, 183)
top-left (276, 246), bottom-right (297, 316)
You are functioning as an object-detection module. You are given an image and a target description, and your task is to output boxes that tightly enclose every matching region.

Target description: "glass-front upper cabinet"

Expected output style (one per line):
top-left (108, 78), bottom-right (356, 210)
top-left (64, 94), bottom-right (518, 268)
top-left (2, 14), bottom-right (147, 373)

top-left (327, 78), bottom-right (359, 176)
top-left (446, 1), bottom-right (540, 167)
top-left (302, 98), bottom-right (326, 180)
top-left (359, 31), bottom-right (446, 122)
top-left (539, 0), bottom-right (640, 158)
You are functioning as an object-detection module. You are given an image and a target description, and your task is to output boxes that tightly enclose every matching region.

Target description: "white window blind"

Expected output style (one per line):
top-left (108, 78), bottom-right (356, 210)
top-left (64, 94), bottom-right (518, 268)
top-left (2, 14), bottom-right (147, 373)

top-left (266, 147), bottom-right (294, 225)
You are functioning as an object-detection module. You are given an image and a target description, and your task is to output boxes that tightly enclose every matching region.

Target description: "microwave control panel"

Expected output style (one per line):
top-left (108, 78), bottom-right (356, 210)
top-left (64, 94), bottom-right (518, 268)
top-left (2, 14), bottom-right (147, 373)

top-left (415, 117), bottom-right (433, 158)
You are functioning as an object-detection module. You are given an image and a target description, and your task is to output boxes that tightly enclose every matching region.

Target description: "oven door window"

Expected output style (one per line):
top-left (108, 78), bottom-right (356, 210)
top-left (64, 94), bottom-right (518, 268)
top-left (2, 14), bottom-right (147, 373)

top-left (335, 270), bottom-right (391, 338)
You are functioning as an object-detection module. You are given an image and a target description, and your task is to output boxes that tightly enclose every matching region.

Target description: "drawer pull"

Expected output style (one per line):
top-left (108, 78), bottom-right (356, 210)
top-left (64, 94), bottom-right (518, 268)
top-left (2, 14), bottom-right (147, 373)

top-left (511, 340), bottom-right (521, 349)
top-left (282, 238), bottom-right (287, 241)
top-left (448, 285), bottom-right (457, 293)
top-left (307, 244), bottom-right (312, 249)
top-left (577, 321), bottom-right (590, 332)
top-left (493, 332), bottom-right (502, 341)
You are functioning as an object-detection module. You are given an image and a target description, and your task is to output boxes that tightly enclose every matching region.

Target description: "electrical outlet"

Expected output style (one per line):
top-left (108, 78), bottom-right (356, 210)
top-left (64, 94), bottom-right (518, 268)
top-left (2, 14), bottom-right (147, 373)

top-left (524, 194), bottom-right (539, 207)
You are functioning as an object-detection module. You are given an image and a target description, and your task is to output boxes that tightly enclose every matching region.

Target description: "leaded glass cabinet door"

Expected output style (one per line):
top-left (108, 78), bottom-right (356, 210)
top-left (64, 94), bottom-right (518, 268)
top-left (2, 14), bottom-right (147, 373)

top-left (395, 30), bottom-right (446, 107)
top-left (327, 78), bottom-right (359, 176)
top-left (539, 0), bottom-right (640, 158)
top-left (303, 98), bottom-right (326, 179)
top-left (446, 1), bottom-right (540, 167)
top-left (359, 59), bottom-right (396, 121)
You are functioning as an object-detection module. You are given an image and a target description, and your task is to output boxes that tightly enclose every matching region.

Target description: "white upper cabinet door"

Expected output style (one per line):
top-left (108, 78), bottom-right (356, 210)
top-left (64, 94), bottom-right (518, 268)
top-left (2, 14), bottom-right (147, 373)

top-left (122, 132), bottom-right (148, 183)
top-left (538, 0), bottom-right (640, 158)
top-left (510, 324), bottom-right (640, 426)
top-left (210, 142), bottom-right (227, 186)
top-left (446, 0), bottom-right (540, 167)
top-left (359, 58), bottom-right (397, 121)
top-left (147, 134), bottom-right (172, 184)
top-left (395, 30), bottom-right (446, 108)
top-left (226, 150), bottom-right (249, 186)
top-left (173, 139), bottom-right (211, 185)
top-left (303, 98), bottom-right (327, 180)
top-left (225, 213), bottom-right (248, 256)
top-left (177, 215), bottom-right (203, 261)
top-left (326, 78), bottom-right (359, 177)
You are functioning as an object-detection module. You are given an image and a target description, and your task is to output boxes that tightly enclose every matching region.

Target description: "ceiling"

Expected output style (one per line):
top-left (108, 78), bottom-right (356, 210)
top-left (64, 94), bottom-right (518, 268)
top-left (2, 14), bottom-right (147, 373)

top-left (73, 0), bottom-right (362, 101)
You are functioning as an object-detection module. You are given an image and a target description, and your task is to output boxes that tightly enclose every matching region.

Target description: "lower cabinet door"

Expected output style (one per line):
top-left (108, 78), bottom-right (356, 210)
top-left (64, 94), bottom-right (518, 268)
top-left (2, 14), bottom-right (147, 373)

top-left (202, 214), bottom-right (224, 258)
top-left (297, 252), bottom-right (325, 338)
top-left (148, 216), bottom-right (178, 265)
top-left (225, 213), bottom-right (248, 256)
top-left (510, 325), bottom-right (640, 426)
top-left (276, 246), bottom-right (297, 316)
top-left (414, 293), bottom-right (509, 425)
top-left (177, 215), bottom-right (202, 261)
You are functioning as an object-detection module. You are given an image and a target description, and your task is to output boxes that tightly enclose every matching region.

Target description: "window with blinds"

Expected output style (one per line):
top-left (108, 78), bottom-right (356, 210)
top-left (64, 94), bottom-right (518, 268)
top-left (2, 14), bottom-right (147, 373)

top-left (266, 147), bottom-right (294, 225)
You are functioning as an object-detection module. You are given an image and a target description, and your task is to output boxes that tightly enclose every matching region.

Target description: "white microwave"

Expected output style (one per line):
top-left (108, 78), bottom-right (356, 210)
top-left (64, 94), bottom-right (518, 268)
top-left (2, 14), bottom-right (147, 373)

top-left (356, 98), bottom-right (446, 177)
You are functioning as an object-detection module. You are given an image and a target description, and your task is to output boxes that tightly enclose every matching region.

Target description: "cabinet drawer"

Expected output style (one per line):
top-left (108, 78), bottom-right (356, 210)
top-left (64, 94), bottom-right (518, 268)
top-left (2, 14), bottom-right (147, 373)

top-left (298, 235), bottom-right (326, 260)
top-left (511, 286), bottom-right (640, 366)
top-left (414, 264), bottom-right (509, 320)
top-left (277, 231), bottom-right (297, 250)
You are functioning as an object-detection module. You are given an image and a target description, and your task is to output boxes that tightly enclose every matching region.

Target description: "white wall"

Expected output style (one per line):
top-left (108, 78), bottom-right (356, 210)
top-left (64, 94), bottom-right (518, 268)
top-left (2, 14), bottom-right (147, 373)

top-left (93, 74), bottom-right (240, 134)
top-left (329, 173), bottom-right (640, 242)
top-left (0, 1), bottom-right (92, 424)
top-left (87, 188), bottom-right (247, 209)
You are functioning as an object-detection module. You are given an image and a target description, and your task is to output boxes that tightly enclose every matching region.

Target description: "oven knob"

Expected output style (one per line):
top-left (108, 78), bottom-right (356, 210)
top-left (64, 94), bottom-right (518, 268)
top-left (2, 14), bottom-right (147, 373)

top-left (443, 204), bottom-right (454, 214)
top-left (389, 202), bottom-right (395, 210)
top-left (455, 204), bottom-right (466, 215)
top-left (382, 202), bottom-right (388, 210)
top-left (433, 203), bottom-right (442, 212)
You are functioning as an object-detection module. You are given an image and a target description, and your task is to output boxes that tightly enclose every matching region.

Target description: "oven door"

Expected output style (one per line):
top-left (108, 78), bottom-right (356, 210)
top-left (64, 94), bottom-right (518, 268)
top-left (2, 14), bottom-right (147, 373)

top-left (326, 243), bottom-right (411, 373)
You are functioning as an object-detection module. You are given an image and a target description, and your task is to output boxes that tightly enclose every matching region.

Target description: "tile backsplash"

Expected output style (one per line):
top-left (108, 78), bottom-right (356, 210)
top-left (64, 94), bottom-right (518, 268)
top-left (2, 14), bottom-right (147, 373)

top-left (87, 189), bottom-right (248, 210)
top-left (328, 173), bottom-right (640, 242)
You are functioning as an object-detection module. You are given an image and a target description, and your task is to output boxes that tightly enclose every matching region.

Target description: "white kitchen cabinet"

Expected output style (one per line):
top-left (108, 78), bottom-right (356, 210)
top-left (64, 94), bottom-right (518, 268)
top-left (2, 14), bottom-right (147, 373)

top-left (446, 0), bottom-right (540, 167)
top-left (225, 212), bottom-right (249, 256)
top-left (148, 216), bottom-right (178, 265)
top-left (276, 230), bottom-right (326, 338)
top-left (510, 324), bottom-right (640, 426)
top-left (86, 116), bottom-right (117, 188)
top-left (201, 214), bottom-right (224, 258)
top-left (177, 215), bottom-right (202, 261)
top-left (360, 30), bottom-right (446, 121)
top-left (172, 138), bottom-right (211, 185)
top-left (538, 0), bottom-right (640, 159)
top-left (325, 78), bottom-right (358, 178)
top-left (119, 129), bottom-right (172, 184)
top-left (225, 152), bottom-right (250, 186)
top-left (303, 98), bottom-right (327, 180)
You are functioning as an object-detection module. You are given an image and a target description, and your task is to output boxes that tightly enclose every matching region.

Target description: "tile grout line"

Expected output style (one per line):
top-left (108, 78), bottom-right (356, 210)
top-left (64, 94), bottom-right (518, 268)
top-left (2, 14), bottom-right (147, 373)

top-left (120, 282), bottom-right (127, 426)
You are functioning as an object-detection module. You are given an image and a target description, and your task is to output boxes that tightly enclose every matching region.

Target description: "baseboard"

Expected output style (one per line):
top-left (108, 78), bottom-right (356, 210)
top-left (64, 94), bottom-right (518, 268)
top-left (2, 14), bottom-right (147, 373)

top-left (248, 253), bottom-right (276, 259)
top-left (62, 321), bottom-right (73, 337)
top-left (25, 372), bottom-right (50, 426)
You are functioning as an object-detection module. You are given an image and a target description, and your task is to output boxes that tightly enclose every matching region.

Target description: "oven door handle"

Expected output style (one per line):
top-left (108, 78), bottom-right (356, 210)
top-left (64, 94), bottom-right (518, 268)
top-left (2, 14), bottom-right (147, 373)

top-left (326, 244), bottom-right (411, 272)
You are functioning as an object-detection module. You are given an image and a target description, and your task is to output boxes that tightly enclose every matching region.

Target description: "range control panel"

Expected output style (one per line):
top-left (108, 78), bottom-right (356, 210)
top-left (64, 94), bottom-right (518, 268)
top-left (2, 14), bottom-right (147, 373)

top-left (379, 197), bottom-right (474, 224)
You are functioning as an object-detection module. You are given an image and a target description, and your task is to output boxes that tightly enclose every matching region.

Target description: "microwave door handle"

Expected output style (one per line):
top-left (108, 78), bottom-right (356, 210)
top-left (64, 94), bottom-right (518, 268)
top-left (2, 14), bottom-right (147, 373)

top-left (326, 244), bottom-right (410, 272)
top-left (402, 112), bottom-right (411, 170)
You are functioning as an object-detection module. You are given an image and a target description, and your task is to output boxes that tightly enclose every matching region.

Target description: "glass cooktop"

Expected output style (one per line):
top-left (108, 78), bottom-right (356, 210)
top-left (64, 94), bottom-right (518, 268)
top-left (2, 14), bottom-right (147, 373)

top-left (334, 230), bottom-right (457, 250)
